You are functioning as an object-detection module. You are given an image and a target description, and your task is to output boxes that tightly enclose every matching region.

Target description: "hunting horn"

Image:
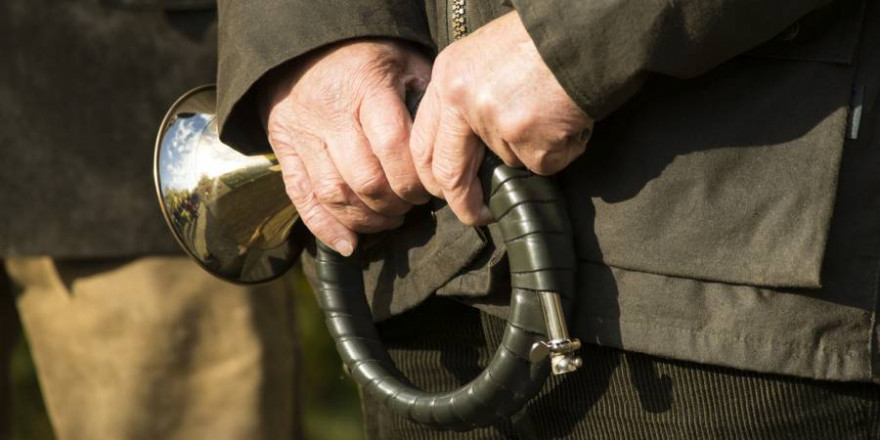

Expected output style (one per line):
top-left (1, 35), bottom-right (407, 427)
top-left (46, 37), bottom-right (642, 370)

top-left (155, 84), bottom-right (582, 430)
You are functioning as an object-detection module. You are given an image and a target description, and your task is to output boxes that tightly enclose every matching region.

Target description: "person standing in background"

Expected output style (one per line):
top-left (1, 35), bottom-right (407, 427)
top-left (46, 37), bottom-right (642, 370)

top-left (0, 1), bottom-right (301, 439)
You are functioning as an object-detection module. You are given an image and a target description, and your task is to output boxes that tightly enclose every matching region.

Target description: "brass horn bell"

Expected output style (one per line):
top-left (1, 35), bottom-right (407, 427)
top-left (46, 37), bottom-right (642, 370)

top-left (154, 85), bottom-right (583, 430)
top-left (154, 85), bottom-right (304, 283)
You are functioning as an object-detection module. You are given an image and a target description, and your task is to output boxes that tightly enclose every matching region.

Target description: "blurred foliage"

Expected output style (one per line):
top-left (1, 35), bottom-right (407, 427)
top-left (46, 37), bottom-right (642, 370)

top-left (10, 335), bottom-right (55, 440)
top-left (288, 266), bottom-right (365, 440)
top-left (8, 265), bottom-right (364, 440)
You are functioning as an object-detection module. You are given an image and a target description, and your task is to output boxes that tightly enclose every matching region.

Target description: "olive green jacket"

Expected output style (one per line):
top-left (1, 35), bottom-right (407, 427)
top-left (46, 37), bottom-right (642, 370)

top-left (0, 0), bottom-right (216, 257)
top-left (217, 0), bottom-right (880, 384)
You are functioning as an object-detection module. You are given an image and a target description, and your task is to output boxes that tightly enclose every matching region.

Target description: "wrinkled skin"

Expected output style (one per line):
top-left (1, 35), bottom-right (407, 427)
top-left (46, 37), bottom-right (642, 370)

top-left (262, 40), bottom-right (431, 255)
top-left (262, 11), bottom-right (593, 254)
top-left (410, 12), bottom-right (593, 225)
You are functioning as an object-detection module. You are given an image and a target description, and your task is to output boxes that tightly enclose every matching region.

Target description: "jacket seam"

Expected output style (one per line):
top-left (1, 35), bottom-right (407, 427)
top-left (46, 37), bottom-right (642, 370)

top-left (576, 258), bottom-right (822, 290)
top-left (580, 313), bottom-right (872, 383)
top-left (582, 313), bottom-right (865, 360)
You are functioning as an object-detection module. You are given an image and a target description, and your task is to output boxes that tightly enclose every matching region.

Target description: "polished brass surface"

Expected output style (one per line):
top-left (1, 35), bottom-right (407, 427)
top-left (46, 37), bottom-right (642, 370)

top-left (154, 85), bottom-right (302, 284)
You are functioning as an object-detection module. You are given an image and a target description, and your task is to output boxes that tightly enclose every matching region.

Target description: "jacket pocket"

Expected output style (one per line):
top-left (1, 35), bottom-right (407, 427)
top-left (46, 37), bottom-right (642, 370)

top-left (746, 0), bottom-right (865, 65)
top-left (562, 0), bottom-right (865, 289)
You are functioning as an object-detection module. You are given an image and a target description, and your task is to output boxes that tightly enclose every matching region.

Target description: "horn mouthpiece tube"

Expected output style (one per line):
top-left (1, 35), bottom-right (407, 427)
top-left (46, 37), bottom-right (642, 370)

top-left (154, 86), bottom-right (581, 431)
top-left (315, 153), bottom-right (579, 430)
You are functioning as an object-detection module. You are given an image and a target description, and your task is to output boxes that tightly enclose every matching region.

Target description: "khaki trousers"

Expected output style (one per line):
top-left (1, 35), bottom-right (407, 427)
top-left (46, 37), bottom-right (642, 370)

top-left (2, 256), bottom-right (301, 440)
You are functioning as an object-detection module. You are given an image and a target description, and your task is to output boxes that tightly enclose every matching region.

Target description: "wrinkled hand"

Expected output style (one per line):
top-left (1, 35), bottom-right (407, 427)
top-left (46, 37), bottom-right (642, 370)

top-left (262, 40), bottom-right (431, 256)
top-left (411, 12), bottom-right (594, 225)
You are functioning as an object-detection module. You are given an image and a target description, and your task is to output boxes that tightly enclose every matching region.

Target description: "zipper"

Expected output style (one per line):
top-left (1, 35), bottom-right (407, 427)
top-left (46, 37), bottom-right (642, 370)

top-left (448, 0), bottom-right (468, 42)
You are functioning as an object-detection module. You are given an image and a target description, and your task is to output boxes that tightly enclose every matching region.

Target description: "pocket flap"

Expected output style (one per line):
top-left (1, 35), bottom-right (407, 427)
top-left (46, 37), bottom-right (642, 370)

top-left (747, 0), bottom-right (865, 65)
top-left (565, 54), bottom-right (854, 289)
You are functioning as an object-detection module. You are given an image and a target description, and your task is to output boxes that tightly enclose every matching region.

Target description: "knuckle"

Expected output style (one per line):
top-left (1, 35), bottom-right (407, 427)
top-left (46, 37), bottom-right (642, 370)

top-left (524, 148), bottom-right (566, 176)
top-left (432, 57), bottom-right (466, 98)
top-left (444, 76), bottom-right (469, 101)
top-left (473, 89), bottom-right (498, 116)
top-left (313, 181), bottom-right (350, 207)
top-left (283, 177), bottom-right (310, 206)
top-left (432, 162), bottom-right (460, 190)
top-left (372, 128), bottom-right (408, 154)
top-left (484, 137), bottom-right (519, 168)
top-left (338, 209), bottom-right (391, 233)
top-left (350, 171), bottom-right (389, 199)
top-left (266, 124), bottom-right (294, 149)
top-left (498, 111), bottom-right (536, 143)
top-left (390, 178), bottom-right (425, 202)
top-left (299, 207), bottom-right (334, 237)
top-left (497, 153), bottom-right (522, 169)
top-left (546, 129), bottom-right (573, 146)
top-left (409, 130), bottom-right (433, 161)
top-left (456, 211), bottom-right (479, 226)
top-left (334, 210), bottom-right (365, 231)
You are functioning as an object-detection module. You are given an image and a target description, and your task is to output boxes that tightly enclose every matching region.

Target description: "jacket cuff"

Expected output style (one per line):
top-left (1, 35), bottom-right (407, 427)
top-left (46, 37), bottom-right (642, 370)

top-left (216, 1), bottom-right (434, 150)
top-left (511, 0), bottom-right (831, 121)
top-left (510, 0), bottom-right (646, 121)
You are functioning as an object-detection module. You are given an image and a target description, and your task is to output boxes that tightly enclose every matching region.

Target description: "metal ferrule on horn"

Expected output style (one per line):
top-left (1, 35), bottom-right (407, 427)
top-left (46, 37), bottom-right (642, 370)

top-left (154, 85), bottom-right (581, 431)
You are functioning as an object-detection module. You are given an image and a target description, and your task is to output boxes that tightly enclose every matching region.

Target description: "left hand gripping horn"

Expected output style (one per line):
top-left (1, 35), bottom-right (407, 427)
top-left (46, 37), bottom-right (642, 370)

top-left (155, 85), bottom-right (581, 430)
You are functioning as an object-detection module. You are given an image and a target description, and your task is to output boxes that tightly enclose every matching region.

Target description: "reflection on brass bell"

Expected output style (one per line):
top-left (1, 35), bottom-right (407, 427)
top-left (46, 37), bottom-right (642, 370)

top-left (154, 85), bottom-right (583, 431)
top-left (154, 85), bottom-right (305, 284)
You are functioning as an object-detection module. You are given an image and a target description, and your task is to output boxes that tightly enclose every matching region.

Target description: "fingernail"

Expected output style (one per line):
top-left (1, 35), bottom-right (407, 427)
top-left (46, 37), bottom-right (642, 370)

top-left (333, 239), bottom-right (354, 257)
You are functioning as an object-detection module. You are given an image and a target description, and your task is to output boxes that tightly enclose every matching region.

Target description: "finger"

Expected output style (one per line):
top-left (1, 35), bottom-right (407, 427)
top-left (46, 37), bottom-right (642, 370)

top-left (509, 132), bottom-right (588, 176)
top-left (466, 94), bottom-right (523, 169)
top-left (477, 125), bottom-right (523, 169)
top-left (291, 129), bottom-right (404, 233)
top-left (410, 85), bottom-right (443, 198)
top-left (323, 117), bottom-right (411, 216)
top-left (401, 52), bottom-right (432, 93)
top-left (273, 145), bottom-right (357, 256)
top-left (359, 88), bottom-right (430, 205)
top-left (431, 108), bottom-right (492, 225)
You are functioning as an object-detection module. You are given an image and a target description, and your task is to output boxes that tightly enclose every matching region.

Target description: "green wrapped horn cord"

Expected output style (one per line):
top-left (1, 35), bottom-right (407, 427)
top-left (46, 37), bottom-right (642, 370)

top-left (314, 109), bottom-right (579, 429)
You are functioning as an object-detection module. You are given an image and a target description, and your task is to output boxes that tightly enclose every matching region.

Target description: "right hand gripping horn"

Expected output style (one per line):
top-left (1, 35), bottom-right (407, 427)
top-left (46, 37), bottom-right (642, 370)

top-left (155, 85), bottom-right (581, 430)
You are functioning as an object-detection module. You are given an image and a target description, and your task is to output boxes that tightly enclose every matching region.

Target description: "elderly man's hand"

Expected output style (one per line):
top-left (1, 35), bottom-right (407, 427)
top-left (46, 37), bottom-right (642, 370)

top-left (262, 40), bottom-right (431, 256)
top-left (411, 12), bottom-right (594, 225)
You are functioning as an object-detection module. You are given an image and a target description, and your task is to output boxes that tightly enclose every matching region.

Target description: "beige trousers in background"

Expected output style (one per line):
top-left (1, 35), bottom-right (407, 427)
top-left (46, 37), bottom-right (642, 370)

top-left (3, 256), bottom-right (301, 440)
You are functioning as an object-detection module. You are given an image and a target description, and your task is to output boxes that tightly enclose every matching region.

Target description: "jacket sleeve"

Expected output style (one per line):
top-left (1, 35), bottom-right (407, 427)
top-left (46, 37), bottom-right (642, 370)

top-left (510, 0), bottom-right (835, 120)
top-left (216, 0), bottom-right (434, 150)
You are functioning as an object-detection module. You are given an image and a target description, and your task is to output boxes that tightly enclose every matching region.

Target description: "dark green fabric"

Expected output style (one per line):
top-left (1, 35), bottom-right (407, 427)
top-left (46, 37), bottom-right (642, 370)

top-left (362, 297), bottom-right (880, 440)
top-left (0, 0), bottom-right (218, 256)
top-left (215, 0), bottom-right (436, 151)
top-left (219, 0), bottom-right (880, 383)
top-left (301, 205), bottom-right (491, 321)
top-left (511, 0), bottom-right (835, 121)
top-left (567, 56), bottom-right (852, 289)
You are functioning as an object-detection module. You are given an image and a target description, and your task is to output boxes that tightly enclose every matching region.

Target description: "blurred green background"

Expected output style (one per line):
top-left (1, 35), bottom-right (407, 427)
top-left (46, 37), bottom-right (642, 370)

top-left (6, 266), bottom-right (365, 440)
